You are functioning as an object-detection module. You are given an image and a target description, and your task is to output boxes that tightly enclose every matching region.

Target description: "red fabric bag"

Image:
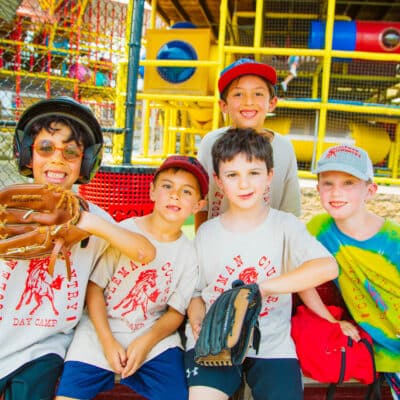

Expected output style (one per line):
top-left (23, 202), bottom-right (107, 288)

top-left (291, 305), bottom-right (376, 385)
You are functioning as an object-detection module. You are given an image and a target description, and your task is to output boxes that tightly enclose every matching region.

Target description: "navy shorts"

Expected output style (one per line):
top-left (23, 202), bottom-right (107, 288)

top-left (56, 347), bottom-right (187, 400)
top-left (0, 353), bottom-right (63, 400)
top-left (185, 349), bottom-right (303, 400)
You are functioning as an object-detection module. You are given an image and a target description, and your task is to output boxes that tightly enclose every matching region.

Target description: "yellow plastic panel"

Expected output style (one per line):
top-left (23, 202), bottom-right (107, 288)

top-left (143, 28), bottom-right (211, 95)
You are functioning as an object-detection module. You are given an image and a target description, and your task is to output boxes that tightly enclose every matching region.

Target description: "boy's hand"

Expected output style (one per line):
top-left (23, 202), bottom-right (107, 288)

top-left (189, 316), bottom-right (203, 341)
top-left (103, 337), bottom-right (128, 374)
top-left (187, 297), bottom-right (206, 341)
top-left (122, 334), bottom-right (153, 378)
top-left (336, 320), bottom-right (361, 342)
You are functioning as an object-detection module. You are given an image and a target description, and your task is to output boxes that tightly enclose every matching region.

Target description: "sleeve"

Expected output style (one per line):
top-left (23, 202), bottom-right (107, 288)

top-left (192, 224), bottom-right (207, 297)
top-left (277, 136), bottom-right (301, 217)
top-left (281, 213), bottom-right (332, 273)
top-left (197, 132), bottom-right (213, 213)
top-left (197, 133), bottom-right (210, 170)
top-left (167, 242), bottom-right (199, 314)
top-left (86, 202), bottom-right (115, 274)
top-left (89, 245), bottom-right (120, 289)
top-left (197, 129), bottom-right (227, 213)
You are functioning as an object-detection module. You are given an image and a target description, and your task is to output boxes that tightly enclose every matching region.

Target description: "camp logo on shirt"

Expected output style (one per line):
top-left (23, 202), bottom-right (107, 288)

top-left (1, 256), bottom-right (80, 328)
top-left (113, 268), bottom-right (160, 319)
top-left (210, 254), bottom-right (279, 317)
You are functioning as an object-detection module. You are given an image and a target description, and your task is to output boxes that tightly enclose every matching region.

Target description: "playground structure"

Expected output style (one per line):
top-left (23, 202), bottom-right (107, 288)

top-left (0, 0), bottom-right (399, 194)
top-left (127, 0), bottom-right (400, 186)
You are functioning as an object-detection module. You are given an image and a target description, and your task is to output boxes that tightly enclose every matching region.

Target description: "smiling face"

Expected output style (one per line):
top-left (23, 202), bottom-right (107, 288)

top-left (317, 171), bottom-right (377, 221)
top-left (31, 122), bottom-right (83, 189)
top-left (150, 168), bottom-right (205, 224)
top-left (219, 75), bottom-right (277, 132)
top-left (214, 153), bottom-right (273, 212)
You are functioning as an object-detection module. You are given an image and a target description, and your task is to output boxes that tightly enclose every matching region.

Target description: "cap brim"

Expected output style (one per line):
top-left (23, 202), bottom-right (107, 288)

top-left (218, 63), bottom-right (277, 94)
top-left (313, 163), bottom-right (370, 181)
top-left (155, 159), bottom-right (208, 197)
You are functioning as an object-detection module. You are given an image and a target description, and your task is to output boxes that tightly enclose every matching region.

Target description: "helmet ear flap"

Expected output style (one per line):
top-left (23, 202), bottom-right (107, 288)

top-left (79, 143), bottom-right (103, 183)
top-left (14, 128), bottom-right (34, 178)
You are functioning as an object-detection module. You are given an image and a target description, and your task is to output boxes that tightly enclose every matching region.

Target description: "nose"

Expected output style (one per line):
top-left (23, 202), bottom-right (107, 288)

top-left (330, 184), bottom-right (341, 196)
top-left (243, 93), bottom-right (253, 105)
top-left (238, 175), bottom-right (249, 189)
top-left (169, 189), bottom-right (179, 199)
top-left (51, 148), bottom-right (66, 162)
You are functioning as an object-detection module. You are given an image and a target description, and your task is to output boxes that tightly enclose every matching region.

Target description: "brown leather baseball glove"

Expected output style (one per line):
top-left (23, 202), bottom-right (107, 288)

top-left (0, 183), bottom-right (90, 280)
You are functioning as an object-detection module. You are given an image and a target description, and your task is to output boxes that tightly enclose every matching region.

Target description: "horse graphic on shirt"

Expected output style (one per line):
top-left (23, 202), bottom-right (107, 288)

top-left (16, 258), bottom-right (64, 316)
top-left (113, 269), bottom-right (160, 319)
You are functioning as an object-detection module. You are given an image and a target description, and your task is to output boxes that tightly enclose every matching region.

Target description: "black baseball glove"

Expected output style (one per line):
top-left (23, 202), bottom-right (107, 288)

top-left (194, 280), bottom-right (262, 366)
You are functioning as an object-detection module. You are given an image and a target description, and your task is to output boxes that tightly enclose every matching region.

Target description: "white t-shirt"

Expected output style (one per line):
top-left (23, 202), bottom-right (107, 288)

top-left (185, 209), bottom-right (331, 359)
top-left (0, 203), bottom-right (111, 379)
top-left (65, 217), bottom-right (198, 371)
top-left (198, 127), bottom-right (301, 217)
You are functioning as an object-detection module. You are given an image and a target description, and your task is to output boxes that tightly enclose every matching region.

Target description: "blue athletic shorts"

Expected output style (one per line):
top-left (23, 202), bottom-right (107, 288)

top-left (56, 347), bottom-right (187, 400)
top-left (0, 353), bottom-right (63, 400)
top-left (185, 349), bottom-right (303, 400)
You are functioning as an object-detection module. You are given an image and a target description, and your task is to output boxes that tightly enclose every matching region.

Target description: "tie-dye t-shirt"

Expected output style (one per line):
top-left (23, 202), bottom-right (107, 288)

top-left (307, 214), bottom-right (400, 372)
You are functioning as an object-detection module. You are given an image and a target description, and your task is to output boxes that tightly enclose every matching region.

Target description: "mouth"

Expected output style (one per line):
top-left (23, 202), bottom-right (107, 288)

top-left (45, 170), bottom-right (67, 182)
top-left (240, 110), bottom-right (257, 119)
top-left (166, 205), bottom-right (181, 212)
top-left (329, 201), bottom-right (347, 208)
top-left (238, 192), bottom-right (253, 200)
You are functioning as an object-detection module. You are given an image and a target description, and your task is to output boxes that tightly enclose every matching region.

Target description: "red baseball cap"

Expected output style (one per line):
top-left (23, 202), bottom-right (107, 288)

top-left (218, 58), bottom-right (277, 95)
top-left (155, 155), bottom-right (209, 198)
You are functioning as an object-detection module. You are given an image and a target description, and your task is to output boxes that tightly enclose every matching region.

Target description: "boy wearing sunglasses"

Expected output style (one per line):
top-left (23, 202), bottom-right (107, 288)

top-left (0, 97), bottom-right (155, 400)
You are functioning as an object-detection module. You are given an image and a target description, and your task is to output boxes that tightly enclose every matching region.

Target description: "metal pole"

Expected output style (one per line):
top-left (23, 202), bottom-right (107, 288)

top-left (123, 0), bottom-right (145, 164)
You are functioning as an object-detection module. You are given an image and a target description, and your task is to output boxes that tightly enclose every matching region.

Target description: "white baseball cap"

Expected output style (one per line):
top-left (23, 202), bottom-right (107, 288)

top-left (313, 145), bottom-right (374, 181)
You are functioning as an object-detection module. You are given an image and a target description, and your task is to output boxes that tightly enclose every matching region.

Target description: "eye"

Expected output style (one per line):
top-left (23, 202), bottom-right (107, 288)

top-left (320, 181), bottom-right (332, 187)
top-left (226, 173), bottom-right (237, 178)
top-left (38, 141), bottom-right (54, 153)
top-left (64, 145), bottom-right (81, 156)
top-left (162, 183), bottom-right (172, 189)
top-left (183, 189), bottom-right (193, 196)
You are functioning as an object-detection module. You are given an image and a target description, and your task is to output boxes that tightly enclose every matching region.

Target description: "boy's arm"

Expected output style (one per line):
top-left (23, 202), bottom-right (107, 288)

top-left (122, 306), bottom-right (184, 378)
top-left (187, 296), bottom-right (206, 340)
top-left (260, 257), bottom-right (338, 295)
top-left (86, 281), bottom-right (127, 373)
top-left (77, 211), bottom-right (156, 264)
top-left (298, 288), bottom-right (361, 341)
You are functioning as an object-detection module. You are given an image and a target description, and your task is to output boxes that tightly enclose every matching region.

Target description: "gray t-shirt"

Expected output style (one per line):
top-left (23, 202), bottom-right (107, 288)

top-left (185, 209), bottom-right (331, 359)
top-left (0, 203), bottom-right (112, 379)
top-left (65, 217), bottom-right (198, 371)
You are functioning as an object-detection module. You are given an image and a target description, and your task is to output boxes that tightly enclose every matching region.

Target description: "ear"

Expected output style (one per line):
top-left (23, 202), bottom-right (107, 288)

top-left (366, 182), bottom-right (378, 199)
top-left (192, 198), bottom-right (207, 215)
top-left (268, 96), bottom-right (278, 113)
top-left (266, 169), bottom-right (274, 185)
top-left (149, 181), bottom-right (156, 202)
top-left (213, 172), bottom-right (224, 192)
top-left (219, 99), bottom-right (228, 114)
